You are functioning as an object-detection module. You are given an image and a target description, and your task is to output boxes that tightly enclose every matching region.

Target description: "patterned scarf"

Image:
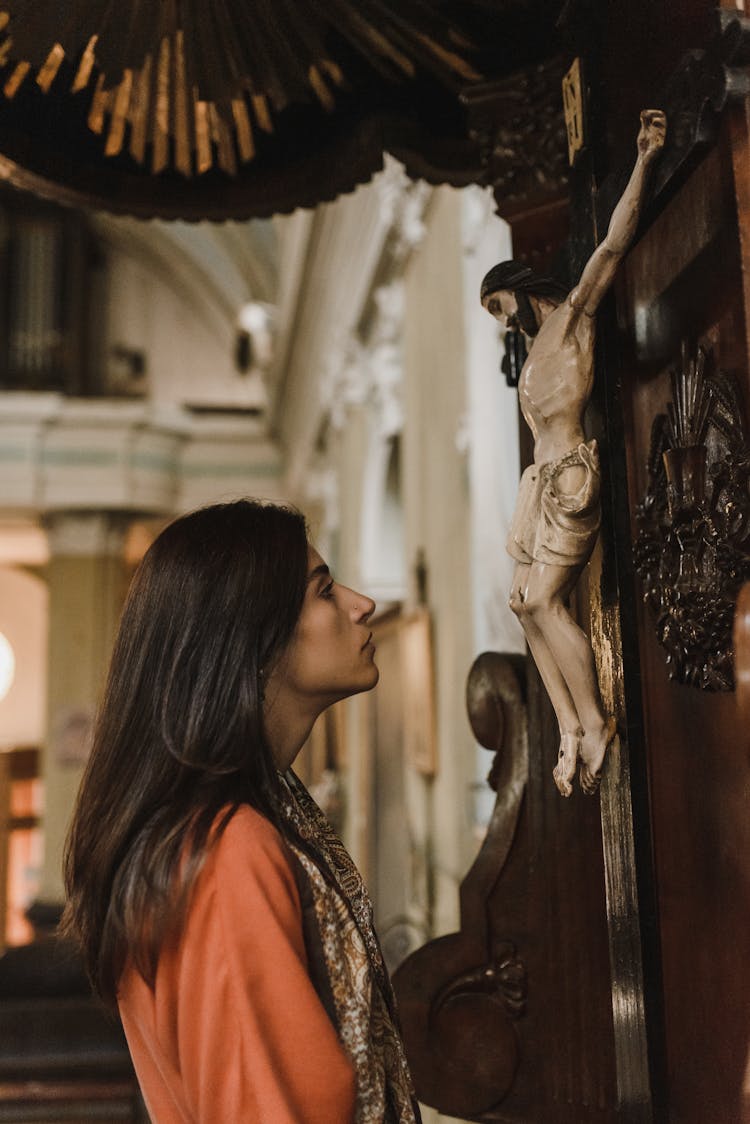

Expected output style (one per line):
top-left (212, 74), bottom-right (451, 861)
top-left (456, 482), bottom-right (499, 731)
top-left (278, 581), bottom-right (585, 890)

top-left (278, 771), bottom-right (420, 1124)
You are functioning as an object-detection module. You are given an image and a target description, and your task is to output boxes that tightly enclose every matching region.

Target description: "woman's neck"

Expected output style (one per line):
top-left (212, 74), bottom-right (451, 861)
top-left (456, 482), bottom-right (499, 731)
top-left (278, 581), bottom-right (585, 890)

top-left (263, 684), bottom-right (320, 773)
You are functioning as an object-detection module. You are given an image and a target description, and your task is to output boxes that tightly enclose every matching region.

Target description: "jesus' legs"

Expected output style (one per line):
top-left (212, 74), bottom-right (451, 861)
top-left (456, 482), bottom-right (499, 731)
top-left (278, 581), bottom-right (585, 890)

top-left (510, 564), bottom-right (582, 796)
top-left (521, 621), bottom-right (583, 797)
top-left (516, 560), bottom-right (615, 793)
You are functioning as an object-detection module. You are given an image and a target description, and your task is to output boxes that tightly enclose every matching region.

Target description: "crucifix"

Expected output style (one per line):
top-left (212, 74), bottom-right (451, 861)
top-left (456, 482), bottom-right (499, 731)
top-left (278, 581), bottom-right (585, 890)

top-left (481, 109), bottom-right (666, 796)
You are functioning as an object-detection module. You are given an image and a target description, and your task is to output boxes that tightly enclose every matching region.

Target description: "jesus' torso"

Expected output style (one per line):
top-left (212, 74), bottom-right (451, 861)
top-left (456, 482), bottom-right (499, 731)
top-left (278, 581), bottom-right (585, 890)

top-left (519, 296), bottom-right (595, 465)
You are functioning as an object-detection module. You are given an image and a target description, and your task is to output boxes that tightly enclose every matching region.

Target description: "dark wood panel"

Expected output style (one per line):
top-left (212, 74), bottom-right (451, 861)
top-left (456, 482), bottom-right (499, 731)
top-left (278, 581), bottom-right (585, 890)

top-left (523, 666), bottom-right (618, 1119)
top-left (615, 126), bottom-right (750, 1124)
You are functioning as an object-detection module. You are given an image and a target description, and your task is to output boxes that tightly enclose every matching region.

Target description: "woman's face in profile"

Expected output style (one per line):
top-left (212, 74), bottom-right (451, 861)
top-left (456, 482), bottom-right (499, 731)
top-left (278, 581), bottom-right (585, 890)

top-left (274, 546), bottom-right (379, 710)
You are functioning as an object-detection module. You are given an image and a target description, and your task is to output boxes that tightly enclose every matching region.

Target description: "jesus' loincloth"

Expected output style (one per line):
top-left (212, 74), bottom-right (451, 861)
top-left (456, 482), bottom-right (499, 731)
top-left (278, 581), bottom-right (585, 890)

top-left (507, 439), bottom-right (601, 566)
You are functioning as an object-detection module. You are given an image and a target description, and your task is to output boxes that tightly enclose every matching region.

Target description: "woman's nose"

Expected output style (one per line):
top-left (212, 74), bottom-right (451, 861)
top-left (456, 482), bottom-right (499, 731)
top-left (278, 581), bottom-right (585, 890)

top-left (352, 591), bottom-right (376, 621)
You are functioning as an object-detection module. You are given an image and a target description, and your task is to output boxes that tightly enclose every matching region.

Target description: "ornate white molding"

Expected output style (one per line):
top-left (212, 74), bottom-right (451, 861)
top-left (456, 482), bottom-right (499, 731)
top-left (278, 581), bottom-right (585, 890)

top-left (461, 184), bottom-right (496, 257)
top-left (0, 393), bottom-right (284, 518)
top-left (394, 180), bottom-right (431, 260)
top-left (303, 465), bottom-right (340, 551)
top-left (378, 156), bottom-right (431, 261)
top-left (321, 334), bottom-right (370, 432)
top-left (320, 280), bottom-right (405, 438)
top-left (279, 158), bottom-right (429, 495)
top-left (369, 281), bottom-right (405, 438)
top-left (371, 280), bottom-right (405, 342)
top-left (376, 156), bottom-right (410, 220)
top-left (370, 340), bottom-right (403, 439)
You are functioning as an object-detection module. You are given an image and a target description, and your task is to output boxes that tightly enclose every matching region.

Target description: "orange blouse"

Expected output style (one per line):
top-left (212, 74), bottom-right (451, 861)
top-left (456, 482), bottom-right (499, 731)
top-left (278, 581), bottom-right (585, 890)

top-left (118, 805), bottom-right (357, 1123)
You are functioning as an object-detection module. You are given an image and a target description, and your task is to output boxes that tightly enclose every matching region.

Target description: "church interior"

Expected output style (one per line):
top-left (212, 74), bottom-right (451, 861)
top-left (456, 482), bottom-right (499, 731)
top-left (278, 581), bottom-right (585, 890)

top-left (0, 1), bottom-right (749, 1121)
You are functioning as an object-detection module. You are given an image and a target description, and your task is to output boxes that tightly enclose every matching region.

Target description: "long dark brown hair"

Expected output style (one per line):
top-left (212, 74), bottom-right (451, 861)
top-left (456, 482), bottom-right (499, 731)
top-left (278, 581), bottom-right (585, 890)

top-left (62, 499), bottom-right (309, 1006)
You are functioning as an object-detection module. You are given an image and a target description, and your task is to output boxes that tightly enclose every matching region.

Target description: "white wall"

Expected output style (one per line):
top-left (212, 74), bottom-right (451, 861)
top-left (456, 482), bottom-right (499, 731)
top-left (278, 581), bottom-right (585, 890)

top-left (103, 248), bottom-right (264, 409)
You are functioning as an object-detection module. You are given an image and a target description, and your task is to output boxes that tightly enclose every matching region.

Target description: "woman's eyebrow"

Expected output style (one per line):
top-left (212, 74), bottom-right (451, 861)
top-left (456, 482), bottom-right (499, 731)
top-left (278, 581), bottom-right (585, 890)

top-left (307, 563), bottom-right (330, 584)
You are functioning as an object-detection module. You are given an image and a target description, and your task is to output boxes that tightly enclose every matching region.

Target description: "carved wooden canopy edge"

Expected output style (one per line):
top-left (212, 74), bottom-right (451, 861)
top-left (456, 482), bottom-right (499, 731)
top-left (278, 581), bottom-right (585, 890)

top-left (0, 1), bottom-right (566, 220)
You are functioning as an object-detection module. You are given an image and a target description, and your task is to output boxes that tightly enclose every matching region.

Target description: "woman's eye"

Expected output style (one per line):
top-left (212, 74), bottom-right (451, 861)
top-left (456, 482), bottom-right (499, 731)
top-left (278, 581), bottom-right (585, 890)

top-left (321, 581), bottom-right (335, 600)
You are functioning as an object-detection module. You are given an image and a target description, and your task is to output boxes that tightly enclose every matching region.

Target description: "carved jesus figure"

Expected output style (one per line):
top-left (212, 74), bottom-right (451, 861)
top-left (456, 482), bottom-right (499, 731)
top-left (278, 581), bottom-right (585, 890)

top-left (481, 109), bottom-right (666, 797)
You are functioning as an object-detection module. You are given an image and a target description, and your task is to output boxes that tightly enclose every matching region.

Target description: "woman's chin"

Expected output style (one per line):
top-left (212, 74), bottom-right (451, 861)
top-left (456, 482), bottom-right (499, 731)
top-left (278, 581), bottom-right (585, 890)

top-left (348, 663), bottom-right (380, 696)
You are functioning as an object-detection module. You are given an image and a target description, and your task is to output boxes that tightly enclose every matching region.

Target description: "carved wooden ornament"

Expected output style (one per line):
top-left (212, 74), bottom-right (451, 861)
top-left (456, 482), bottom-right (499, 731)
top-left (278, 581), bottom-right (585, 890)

top-left (462, 58), bottom-right (569, 219)
top-left (634, 342), bottom-right (750, 690)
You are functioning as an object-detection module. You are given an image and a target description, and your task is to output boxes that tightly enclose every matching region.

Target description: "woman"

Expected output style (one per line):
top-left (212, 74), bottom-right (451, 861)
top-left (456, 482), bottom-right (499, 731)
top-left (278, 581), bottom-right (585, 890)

top-left (63, 499), bottom-right (420, 1124)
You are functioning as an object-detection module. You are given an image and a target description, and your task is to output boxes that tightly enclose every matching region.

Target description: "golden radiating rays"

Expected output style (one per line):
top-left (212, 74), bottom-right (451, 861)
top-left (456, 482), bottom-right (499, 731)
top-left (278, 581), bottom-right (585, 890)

top-left (129, 55), bottom-right (152, 165)
top-left (251, 94), bottom-right (273, 135)
top-left (3, 58), bottom-right (27, 98)
top-left (72, 35), bottom-right (97, 94)
top-left (0, 4), bottom-right (482, 179)
top-left (35, 42), bottom-right (64, 92)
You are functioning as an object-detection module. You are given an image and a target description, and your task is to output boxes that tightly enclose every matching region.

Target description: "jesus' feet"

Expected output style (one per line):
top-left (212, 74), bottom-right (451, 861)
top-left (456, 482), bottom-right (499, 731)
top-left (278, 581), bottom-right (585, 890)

top-left (579, 716), bottom-right (617, 795)
top-left (553, 731), bottom-right (581, 798)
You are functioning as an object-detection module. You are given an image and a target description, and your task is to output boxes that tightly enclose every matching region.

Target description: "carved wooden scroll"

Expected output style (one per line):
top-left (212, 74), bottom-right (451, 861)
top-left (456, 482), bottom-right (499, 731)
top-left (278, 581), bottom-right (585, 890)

top-left (392, 652), bottom-right (527, 1119)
